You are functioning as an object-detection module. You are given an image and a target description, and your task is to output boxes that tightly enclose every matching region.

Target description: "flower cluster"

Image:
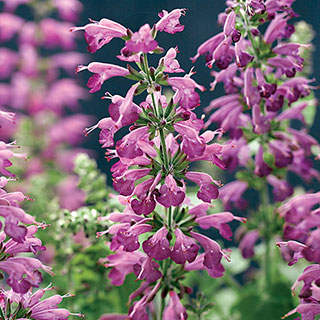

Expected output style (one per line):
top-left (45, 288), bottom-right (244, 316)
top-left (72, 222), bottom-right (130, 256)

top-left (74, 8), bottom-right (246, 319)
top-left (193, 0), bottom-right (319, 318)
top-left (0, 110), bottom-right (82, 318)
top-left (0, 0), bottom-right (90, 211)
top-left (276, 193), bottom-right (320, 319)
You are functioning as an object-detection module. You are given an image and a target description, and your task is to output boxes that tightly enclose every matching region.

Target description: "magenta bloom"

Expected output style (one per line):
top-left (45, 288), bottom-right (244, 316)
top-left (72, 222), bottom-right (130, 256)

top-left (156, 9), bottom-right (186, 34)
top-left (111, 222), bottom-right (152, 252)
top-left (0, 13), bottom-right (24, 42)
top-left (101, 251), bottom-right (144, 286)
top-left (133, 256), bottom-right (162, 283)
top-left (196, 212), bottom-right (246, 241)
top-left (219, 181), bottom-right (248, 210)
top-left (239, 230), bottom-right (260, 259)
top-left (174, 122), bottom-right (206, 158)
top-left (70, 18), bottom-right (127, 53)
top-left (267, 175), bottom-right (293, 202)
top-left (0, 257), bottom-right (53, 293)
top-left (76, 62), bottom-right (129, 93)
top-left (185, 171), bottom-right (219, 203)
top-left (162, 47), bottom-right (184, 73)
top-left (254, 146), bottom-right (272, 177)
top-left (168, 73), bottom-right (205, 110)
top-left (190, 231), bottom-right (228, 274)
top-left (156, 174), bottom-right (185, 207)
top-left (126, 24), bottom-right (158, 53)
top-left (163, 291), bottom-right (188, 320)
top-left (142, 227), bottom-right (171, 261)
top-left (171, 228), bottom-right (199, 264)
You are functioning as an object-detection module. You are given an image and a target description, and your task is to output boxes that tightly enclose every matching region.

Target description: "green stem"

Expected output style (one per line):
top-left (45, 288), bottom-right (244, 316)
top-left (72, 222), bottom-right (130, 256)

top-left (159, 128), bottom-right (169, 171)
top-left (168, 206), bottom-right (173, 231)
top-left (240, 7), bottom-right (260, 64)
top-left (159, 297), bottom-right (165, 320)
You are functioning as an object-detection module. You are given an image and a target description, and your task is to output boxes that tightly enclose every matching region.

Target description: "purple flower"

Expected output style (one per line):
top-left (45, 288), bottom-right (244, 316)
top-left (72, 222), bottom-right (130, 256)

top-left (76, 62), bottom-right (129, 93)
top-left (269, 140), bottom-right (293, 168)
top-left (244, 67), bottom-right (260, 108)
top-left (111, 222), bottom-right (152, 252)
top-left (70, 18), bottom-right (127, 53)
top-left (235, 39), bottom-right (254, 67)
top-left (191, 32), bottom-right (225, 63)
top-left (156, 9), bottom-right (186, 34)
top-left (276, 240), bottom-right (307, 266)
top-left (0, 13), bottom-right (24, 42)
top-left (162, 47), bottom-right (184, 73)
top-left (267, 175), bottom-right (293, 202)
top-left (156, 174), bottom-right (185, 207)
top-left (142, 227), bottom-right (171, 260)
top-left (126, 24), bottom-right (158, 53)
top-left (113, 168), bottom-right (151, 196)
top-left (174, 122), bottom-right (206, 158)
top-left (101, 251), bottom-right (145, 286)
top-left (264, 13), bottom-right (289, 44)
top-left (185, 171), bottom-right (219, 203)
top-left (190, 231), bottom-right (228, 273)
top-left (171, 228), bottom-right (199, 264)
top-left (254, 146), bottom-right (272, 177)
top-left (219, 181), bottom-right (248, 210)
top-left (168, 72), bottom-right (205, 110)
top-left (163, 291), bottom-right (188, 320)
top-left (0, 257), bottom-right (53, 293)
top-left (239, 230), bottom-right (260, 259)
top-left (133, 256), bottom-right (162, 283)
top-left (196, 212), bottom-right (246, 240)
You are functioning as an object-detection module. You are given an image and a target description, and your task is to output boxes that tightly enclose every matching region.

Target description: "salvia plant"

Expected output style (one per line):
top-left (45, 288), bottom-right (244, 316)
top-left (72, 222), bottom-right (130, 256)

top-left (0, 0), bottom-right (319, 319)
top-left (72, 1), bottom-right (320, 319)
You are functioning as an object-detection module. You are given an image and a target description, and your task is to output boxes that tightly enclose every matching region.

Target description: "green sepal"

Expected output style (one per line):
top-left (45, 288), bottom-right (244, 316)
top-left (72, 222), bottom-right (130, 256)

top-left (127, 64), bottom-right (145, 80)
top-left (135, 83), bottom-right (148, 95)
top-left (164, 98), bottom-right (175, 118)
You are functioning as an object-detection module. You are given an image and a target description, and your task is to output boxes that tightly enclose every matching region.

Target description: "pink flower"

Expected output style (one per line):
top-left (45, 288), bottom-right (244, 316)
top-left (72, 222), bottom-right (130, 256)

top-left (163, 291), bottom-right (188, 320)
top-left (171, 228), bottom-right (199, 264)
top-left (190, 232), bottom-right (228, 274)
top-left (142, 227), bottom-right (171, 260)
top-left (191, 32), bottom-right (225, 63)
top-left (133, 256), bottom-right (162, 283)
top-left (101, 251), bottom-right (145, 286)
top-left (168, 72), bottom-right (205, 110)
top-left (196, 212), bottom-right (246, 240)
top-left (70, 18), bottom-right (127, 53)
top-left (76, 62), bottom-right (129, 93)
top-left (40, 19), bottom-right (75, 49)
top-left (125, 24), bottom-right (158, 53)
top-left (174, 122), bottom-right (206, 158)
top-left (53, 0), bottom-right (83, 22)
top-left (57, 176), bottom-right (85, 211)
top-left (162, 47), bottom-right (184, 73)
top-left (156, 174), bottom-right (185, 207)
top-left (185, 171), bottom-right (219, 203)
top-left (0, 48), bottom-right (19, 79)
top-left (156, 9), bottom-right (186, 34)
top-left (239, 230), bottom-right (260, 259)
top-left (0, 13), bottom-right (24, 42)
top-left (0, 257), bottom-right (53, 293)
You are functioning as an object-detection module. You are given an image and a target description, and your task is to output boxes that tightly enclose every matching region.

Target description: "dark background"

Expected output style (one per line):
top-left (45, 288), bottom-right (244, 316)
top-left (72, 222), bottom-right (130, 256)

top-left (75, 0), bottom-right (320, 178)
